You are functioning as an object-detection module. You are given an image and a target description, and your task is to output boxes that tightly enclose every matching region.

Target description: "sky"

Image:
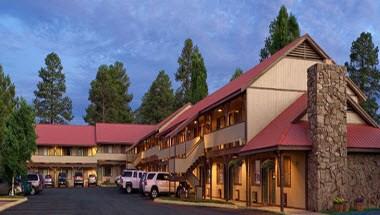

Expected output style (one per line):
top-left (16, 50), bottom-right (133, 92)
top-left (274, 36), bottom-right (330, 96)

top-left (0, 0), bottom-right (379, 124)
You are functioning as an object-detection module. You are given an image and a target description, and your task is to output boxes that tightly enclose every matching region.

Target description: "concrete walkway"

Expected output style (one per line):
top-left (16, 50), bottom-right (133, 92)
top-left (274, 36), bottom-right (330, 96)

top-left (0, 197), bottom-right (28, 213)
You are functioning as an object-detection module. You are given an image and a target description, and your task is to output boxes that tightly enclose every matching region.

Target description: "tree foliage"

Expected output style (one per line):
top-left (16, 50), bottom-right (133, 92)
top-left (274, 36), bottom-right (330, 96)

top-left (175, 39), bottom-right (194, 108)
top-left (189, 47), bottom-right (208, 104)
top-left (34, 52), bottom-right (73, 124)
top-left (84, 62), bottom-right (134, 125)
top-left (0, 98), bottom-right (36, 181)
top-left (230, 68), bottom-right (243, 82)
top-left (345, 32), bottom-right (380, 122)
top-left (260, 5), bottom-right (300, 61)
top-left (175, 39), bottom-right (208, 107)
top-left (137, 70), bottom-right (175, 124)
top-left (0, 65), bottom-right (16, 144)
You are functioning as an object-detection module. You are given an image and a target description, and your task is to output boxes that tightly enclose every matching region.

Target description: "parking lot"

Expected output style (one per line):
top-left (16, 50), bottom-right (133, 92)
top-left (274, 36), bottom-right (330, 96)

top-left (2, 187), bottom-right (274, 215)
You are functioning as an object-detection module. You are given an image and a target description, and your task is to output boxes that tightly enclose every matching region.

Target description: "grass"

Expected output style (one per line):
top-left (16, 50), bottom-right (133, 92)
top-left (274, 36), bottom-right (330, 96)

top-left (325, 208), bottom-right (380, 215)
top-left (159, 196), bottom-right (234, 205)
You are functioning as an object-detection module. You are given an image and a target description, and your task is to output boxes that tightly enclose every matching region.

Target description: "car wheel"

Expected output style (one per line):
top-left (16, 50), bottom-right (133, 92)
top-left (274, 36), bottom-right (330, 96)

top-left (126, 185), bottom-right (132, 194)
top-left (151, 188), bottom-right (158, 199)
top-left (30, 187), bottom-right (36, 195)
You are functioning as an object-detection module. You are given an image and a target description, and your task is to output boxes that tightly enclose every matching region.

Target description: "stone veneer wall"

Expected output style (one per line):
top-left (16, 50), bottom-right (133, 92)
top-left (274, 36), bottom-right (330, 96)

top-left (346, 153), bottom-right (380, 208)
top-left (307, 63), bottom-right (347, 211)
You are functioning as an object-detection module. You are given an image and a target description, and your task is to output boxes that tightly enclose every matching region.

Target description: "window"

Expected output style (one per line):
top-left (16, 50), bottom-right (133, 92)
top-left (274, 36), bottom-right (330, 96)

top-left (77, 148), bottom-right (84, 156)
top-left (157, 173), bottom-right (169, 181)
top-left (133, 172), bottom-right (137, 178)
top-left (216, 116), bottom-right (225, 129)
top-left (233, 165), bottom-right (242, 185)
top-left (217, 164), bottom-right (224, 184)
top-left (104, 166), bottom-right (112, 177)
top-left (147, 173), bottom-right (155, 180)
top-left (277, 156), bottom-right (291, 187)
top-left (62, 147), bottom-right (71, 156)
top-left (122, 171), bottom-right (132, 177)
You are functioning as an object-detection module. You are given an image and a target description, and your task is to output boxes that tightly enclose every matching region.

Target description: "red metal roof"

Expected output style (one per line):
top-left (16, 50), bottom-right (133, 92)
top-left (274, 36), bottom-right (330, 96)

top-left (95, 123), bottom-right (156, 145)
top-left (348, 124), bottom-right (380, 149)
top-left (36, 124), bottom-right (96, 146)
top-left (161, 35), bottom-right (310, 136)
top-left (240, 94), bottom-right (380, 154)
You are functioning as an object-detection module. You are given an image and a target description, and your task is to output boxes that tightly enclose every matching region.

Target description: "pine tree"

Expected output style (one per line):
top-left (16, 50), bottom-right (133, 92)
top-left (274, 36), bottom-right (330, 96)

top-left (0, 65), bottom-right (16, 144)
top-left (345, 32), bottom-right (380, 122)
top-left (34, 53), bottom-right (73, 124)
top-left (189, 47), bottom-right (208, 104)
top-left (260, 5), bottom-right (300, 61)
top-left (230, 68), bottom-right (243, 82)
top-left (84, 62), bottom-right (134, 125)
top-left (175, 39), bottom-right (193, 108)
top-left (137, 70), bottom-right (175, 124)
top-left (0, 98), bottom-right (36, 194)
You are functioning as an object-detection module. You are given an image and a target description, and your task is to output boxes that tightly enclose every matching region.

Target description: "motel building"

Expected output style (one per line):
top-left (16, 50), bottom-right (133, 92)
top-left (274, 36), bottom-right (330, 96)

top-left (29, 34), bottom-right (380, 212)
top-left (29, 124), bottom-right (155, 187)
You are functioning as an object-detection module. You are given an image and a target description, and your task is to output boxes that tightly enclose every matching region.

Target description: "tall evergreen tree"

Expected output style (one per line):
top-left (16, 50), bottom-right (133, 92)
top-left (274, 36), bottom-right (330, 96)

top-left (0, 98), bottom-right (36, 195)
top-left (34, 53), bottom-right (73, 124)
top-left (189, 47), bottom-right (208, 104)
top-left (0, 65), bottom-right (16, 145)
top-left (84, 62), bottom-right (133, 125)
top-left (345, 32), bottom-right (380, 122)
top-left (175, 39), bottom-right (194, 108)
top-left (230, 68), bottom-right (243, 82)
top-left (137, 70), bottom-right (175, 124)
top-left (260, 5), bottom-right (300, 61)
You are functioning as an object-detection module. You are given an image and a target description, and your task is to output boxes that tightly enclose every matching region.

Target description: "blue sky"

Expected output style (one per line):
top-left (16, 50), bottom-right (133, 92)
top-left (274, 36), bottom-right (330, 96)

top-left (0, 0), bottom-right (379, 124)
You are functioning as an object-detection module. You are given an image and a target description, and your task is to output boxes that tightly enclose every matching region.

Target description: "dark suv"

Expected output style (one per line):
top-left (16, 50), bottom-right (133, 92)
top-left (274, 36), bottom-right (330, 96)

top-left (58, 172), bottom-right (68, 187)
top-left (74, 172), bottom-right (84, 187)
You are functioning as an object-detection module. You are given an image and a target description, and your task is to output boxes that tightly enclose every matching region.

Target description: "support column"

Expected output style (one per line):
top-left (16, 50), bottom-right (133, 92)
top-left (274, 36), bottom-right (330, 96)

top-left (279, 151), bottom-right (285, 212)
top-left (245, 157), bottom-right (250, 207)
top-left (209, 159), bottom-right (213, 200)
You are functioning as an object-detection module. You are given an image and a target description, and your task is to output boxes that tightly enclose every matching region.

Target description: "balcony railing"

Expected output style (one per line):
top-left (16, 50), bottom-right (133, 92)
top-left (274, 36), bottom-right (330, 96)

top-left (95, 153), bottom-right (126, 161)
top-left (168, 137), bottom-right (204, 173)
top-left (204, 122), bottom-right (245, 149)
top-left (31, 155), bottom-right (97, 164)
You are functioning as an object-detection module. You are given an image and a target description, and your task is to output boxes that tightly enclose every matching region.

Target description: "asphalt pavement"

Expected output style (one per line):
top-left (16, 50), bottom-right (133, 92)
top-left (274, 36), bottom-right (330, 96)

top-left (2, 187), bottom-right (274, 215)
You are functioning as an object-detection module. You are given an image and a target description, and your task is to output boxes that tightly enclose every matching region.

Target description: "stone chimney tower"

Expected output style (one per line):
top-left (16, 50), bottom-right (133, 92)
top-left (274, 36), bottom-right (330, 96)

top-left (307, 63), bottom-right (347, 211)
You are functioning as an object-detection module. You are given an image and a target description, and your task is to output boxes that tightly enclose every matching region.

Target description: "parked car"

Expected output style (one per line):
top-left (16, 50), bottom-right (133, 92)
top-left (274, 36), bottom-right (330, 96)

top-left (27, 173), bottom-right (44, 195)
top-left (58, 172), bottom-right (68, 187)
top-left (120, 170), bottom-right (145, 194)
top-left (74, 172), bottom-right (84, 187)
top-left (44, 175), bottom-right (54, 187)
top-left (0, 176), bottom-right (32, 196)
top-left (143, 172), bottom-right (176, 199)
top-left (88, 174), bottom-right (97, 186)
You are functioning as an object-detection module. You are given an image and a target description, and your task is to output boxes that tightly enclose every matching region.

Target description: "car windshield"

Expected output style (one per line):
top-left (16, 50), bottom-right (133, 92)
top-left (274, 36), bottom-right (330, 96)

top-left (58, 173), bottom-right (66, 177)
top-left (89, 174), bottom-right (95, 177)
top-left (122, 171), bottom-right (132, 177)
top-left (147, 173), bottom-right (155, 180)
top-left (45, 175), bottom-right (52, 179)
top-left (27, 174), bottom-right (38, 181)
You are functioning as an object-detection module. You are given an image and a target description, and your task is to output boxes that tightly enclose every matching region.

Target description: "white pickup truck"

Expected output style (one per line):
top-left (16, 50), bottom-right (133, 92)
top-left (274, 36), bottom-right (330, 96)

top-left (120, 169), bottom-right (145, 194)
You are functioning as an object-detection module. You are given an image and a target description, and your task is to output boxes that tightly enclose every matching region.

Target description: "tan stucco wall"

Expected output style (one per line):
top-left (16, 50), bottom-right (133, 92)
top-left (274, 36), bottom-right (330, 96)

top-left (274, 151), bottom-right (306, 209)
top-left (300, 111), bottom-right (366, 125)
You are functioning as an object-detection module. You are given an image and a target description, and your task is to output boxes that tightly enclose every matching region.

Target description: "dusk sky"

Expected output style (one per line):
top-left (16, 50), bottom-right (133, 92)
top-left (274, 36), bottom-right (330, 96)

top-left (0, 0), bottom-right (379, 124)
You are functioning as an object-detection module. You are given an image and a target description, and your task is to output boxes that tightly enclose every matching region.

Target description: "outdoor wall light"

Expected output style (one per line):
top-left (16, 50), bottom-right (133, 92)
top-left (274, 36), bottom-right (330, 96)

top-left (217, 108), bottom-right (223, 112)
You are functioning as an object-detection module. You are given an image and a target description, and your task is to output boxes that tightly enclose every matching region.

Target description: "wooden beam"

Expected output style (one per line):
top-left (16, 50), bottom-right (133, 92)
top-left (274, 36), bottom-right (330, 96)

top-left (279, 151), bottom-right (285, 212)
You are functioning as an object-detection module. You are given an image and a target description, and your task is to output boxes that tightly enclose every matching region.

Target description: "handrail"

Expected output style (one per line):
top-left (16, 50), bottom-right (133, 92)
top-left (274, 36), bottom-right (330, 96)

top-left (185, 137), bottom-right (203, 158)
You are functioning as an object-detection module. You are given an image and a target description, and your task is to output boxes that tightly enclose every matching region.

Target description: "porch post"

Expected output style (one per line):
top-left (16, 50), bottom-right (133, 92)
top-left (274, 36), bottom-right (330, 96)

top-left (279, 151), bottom-right (284, 212)
top-left (245, 157), bottom-right (250, 207)
top-left (209, 158), bottom-right (213, 200)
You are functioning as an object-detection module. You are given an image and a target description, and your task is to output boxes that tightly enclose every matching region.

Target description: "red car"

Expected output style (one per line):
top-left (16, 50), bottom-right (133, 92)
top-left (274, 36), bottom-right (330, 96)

top-left (74, 172), bottom-right (84, 187)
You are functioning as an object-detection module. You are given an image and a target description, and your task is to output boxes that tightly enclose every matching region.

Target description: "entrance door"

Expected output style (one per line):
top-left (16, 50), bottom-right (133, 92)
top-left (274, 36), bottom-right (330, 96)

top-left (262, 159), bottom-right (275, 205)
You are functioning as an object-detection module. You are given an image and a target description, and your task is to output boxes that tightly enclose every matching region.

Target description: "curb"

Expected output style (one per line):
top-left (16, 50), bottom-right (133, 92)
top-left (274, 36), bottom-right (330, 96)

top-left (0, 197), bottom-right (28, 212)
top-left (154, 198), bottom-right (238, 209)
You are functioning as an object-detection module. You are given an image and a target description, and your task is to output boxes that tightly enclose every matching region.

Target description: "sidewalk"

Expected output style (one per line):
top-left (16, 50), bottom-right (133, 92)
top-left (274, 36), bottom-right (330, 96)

top-left (0, 197), bottom-right (28, 212)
